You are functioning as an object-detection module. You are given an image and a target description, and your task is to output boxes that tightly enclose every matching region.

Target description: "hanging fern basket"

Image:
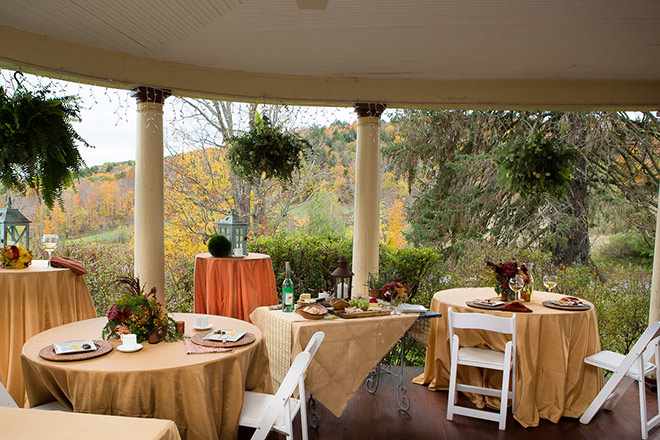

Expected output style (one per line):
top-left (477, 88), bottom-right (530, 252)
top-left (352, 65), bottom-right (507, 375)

top-left (0, 85), bottom-right (88, 208)
top-left (226, 112), bottom-right (311, 184)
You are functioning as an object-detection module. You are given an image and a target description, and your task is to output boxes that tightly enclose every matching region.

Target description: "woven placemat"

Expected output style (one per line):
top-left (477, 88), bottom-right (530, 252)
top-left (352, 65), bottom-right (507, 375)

top-left (39, 340), bottom-right (113, 362)
top-left (191, 331), bottom-right (256, 348)
top-left (542, 300), bottom-right (591, 311)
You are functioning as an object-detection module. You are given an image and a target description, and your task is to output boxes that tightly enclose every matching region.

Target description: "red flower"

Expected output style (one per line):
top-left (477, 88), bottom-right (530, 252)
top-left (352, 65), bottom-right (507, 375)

top-left (10, 245), bottom-right (19, 260)
top-left (499, 261), bottom-right (518, 278)
top-left (118, 308), bottom-right (131, 324)
top-left (107, 304), bottom-right (119, 321)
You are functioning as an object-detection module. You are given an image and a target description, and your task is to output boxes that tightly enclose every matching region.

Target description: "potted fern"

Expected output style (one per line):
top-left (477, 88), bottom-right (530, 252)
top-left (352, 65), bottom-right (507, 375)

top-left (0, 85), bottom-right (88, 208)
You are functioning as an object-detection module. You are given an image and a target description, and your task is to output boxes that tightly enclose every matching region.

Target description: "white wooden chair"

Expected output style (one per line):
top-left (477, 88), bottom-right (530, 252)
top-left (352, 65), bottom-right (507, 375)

top-left (580, 322), bottom-right (660, 439)
top-left (446, 306), bottom-right (516, 430)
top-left (239, 331), bottom-right (325, 440)
top-left (1, 380), bottom-right (69, 411)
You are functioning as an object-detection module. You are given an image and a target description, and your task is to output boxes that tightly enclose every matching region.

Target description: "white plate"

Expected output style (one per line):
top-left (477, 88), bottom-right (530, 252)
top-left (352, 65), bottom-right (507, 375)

top-left (117, 343), bottom-right (143, 353)
top-left (193, 324), bottom-right (213, 331)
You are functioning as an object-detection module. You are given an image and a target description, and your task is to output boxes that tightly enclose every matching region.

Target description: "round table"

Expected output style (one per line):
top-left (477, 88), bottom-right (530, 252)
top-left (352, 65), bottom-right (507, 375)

top-left (0, 259), bottom-right (96, 407)
top-left (21, 313), bottom-right (272, 440)
top-left (413, 287), bottom-right (603, 428)
top-left (194, 252), bottom-right (278, 321)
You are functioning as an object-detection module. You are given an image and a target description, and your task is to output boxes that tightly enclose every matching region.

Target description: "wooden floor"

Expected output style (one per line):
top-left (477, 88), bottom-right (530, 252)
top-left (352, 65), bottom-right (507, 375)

top-left (239, 367), bottom-right (660, 440)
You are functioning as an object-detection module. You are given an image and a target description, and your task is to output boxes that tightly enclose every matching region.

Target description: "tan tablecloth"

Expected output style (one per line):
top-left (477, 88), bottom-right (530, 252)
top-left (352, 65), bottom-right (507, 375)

top-left (413, 287), bottom-right (603, 428)
top-left (21, 313), bottom-right (272, 440)
top-left (0, 260), bottom-right (96, 407)
top-left (0, 406), bottom-right (181, 440)
top-left (194, 253), bottom-right (278, 322)
top-left (250, 306), bottom-right (418, 417)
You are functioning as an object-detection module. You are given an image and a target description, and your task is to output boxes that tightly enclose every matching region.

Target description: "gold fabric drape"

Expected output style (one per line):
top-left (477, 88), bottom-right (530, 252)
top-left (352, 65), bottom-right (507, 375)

top-left (21, 313), bottom-right (272, 440)
top-left (0, 261), bottom-right (96, 406)
top-left (413, 288), bottom-right (603, 427)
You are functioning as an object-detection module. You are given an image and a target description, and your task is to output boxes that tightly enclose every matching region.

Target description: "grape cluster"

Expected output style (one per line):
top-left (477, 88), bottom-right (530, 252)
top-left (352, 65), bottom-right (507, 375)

top-left (348, 298), bottom-right (369, 311)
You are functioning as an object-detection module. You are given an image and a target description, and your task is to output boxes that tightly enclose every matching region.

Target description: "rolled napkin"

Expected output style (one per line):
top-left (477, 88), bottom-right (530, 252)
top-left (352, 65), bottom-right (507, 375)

top-left (500, 301), bottom-right (532, 313)
top-left (184, 338), bottom-right (234, 354)
top-left (49, 256), bottom-right (88, 275)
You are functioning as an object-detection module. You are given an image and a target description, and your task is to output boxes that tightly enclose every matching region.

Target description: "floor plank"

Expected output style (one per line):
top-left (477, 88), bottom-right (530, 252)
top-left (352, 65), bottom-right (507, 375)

top-left (239, 367), bottom-right (660, 439)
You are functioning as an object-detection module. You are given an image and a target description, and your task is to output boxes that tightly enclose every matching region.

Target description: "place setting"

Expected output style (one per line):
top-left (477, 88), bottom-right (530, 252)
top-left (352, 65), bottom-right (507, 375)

top-left (39, 339), bottom-right (113, 362)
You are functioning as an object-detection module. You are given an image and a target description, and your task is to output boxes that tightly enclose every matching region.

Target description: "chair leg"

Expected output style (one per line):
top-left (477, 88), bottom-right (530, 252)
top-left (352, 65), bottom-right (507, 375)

top-left (499, 362), bottom-right (512, 430)
top-left (299, 382), bottom-right (309, 440)
top-left (447, 338), bottom-right (459, 421)
top-left (638, 357), bottom-right (649, 439)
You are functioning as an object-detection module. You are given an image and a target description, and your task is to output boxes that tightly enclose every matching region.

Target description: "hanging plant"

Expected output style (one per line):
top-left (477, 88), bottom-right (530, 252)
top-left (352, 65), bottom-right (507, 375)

top-left (0, 85), bottom-right (89, 208)
top-left (495, 129), bottom-right (578, 199)
top-left (226, 111), bottom-right (311, 184)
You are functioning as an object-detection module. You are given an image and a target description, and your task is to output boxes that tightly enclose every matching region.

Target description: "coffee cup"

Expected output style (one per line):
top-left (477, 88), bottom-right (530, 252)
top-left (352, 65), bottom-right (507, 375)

top-left (121, 333), bottom-right (138, 350)
top-left (196, 315), bottom-right (209, 328)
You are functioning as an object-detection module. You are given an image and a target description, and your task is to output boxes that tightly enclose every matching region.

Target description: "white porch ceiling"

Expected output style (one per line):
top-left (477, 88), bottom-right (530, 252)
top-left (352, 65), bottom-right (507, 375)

top-left (0, 0), bottom-right (659, 109)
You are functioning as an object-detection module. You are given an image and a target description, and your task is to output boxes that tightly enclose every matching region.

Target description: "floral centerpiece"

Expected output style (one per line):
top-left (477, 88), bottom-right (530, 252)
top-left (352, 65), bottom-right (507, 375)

top-left (101, 277), bottom-right (180, 343)
top-left (0, 244), bottom-right (33, 269)
top-left (486, 260), bottom-right (532, 302)
top-left (380, 281), bottom-right (410, 305)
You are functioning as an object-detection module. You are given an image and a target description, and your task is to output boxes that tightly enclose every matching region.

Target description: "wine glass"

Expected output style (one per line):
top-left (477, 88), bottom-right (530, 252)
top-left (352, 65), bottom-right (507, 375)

top-left (543, 275), bottom-right (558, 292)
top-left (42, 234), bottom-right (58, 266)
top-left (509, 275), bottom-right (525, 301)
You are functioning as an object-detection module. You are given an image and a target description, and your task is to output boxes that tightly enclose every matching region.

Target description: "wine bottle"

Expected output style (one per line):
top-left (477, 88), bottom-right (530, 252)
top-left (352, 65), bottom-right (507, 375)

top-left (282, 262), bottom-right (294, 312)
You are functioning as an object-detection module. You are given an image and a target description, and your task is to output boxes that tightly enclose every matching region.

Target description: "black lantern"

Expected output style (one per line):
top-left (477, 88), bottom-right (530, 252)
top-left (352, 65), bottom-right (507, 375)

top-left (215, 210), bottom-right (248, 257)
top-left (331, 256), bottom-right (353, 299)
top-left (0, 197), bottom-right (31, 250)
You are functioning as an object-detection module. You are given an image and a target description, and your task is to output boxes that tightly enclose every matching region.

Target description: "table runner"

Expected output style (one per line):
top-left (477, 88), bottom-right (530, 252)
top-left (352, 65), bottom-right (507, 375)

top-left (0, 260), bottom-right (96, 406)
top-left (251, 307), bottom-right (418, 417)
top-left (0, 406), bottom-right (181, 440)
top-left (413, 287), bottom-right (603, 428)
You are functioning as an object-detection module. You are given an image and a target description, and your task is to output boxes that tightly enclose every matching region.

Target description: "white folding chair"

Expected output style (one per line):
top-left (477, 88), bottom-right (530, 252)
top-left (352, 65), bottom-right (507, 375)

top-left (0, 380), bottom-right (69, 411)
top-left (239, 331), bottom-right (325, 440)
top-left (446, 307), bottom-right (516, 430)
top-left (580, 322), bottom-right (660, 439)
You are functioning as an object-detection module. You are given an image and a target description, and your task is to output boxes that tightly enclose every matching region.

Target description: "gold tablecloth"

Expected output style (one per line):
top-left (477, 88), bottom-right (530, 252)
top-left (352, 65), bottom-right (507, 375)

top-left (250, 307), bottom-right (418, 417)
top-left (21, 313), bottom-right (272, 440)
top-left (0, 406), bottom-right (181, 440)
top-left (413, 287), bottom-right (603, 427)
top-left (0, 260), bottom-right (96, 407)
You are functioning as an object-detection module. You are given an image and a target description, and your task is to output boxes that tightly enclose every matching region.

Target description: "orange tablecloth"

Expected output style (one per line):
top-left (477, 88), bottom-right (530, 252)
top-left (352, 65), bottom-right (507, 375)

top-left (194, 252), bottom-right (278, 321)
top-left (0, 260), bottom-right (96, 407)
top-left (413, 288), bottom-right (603, 428)
top-left (21, 313), bottom-right (272, 440)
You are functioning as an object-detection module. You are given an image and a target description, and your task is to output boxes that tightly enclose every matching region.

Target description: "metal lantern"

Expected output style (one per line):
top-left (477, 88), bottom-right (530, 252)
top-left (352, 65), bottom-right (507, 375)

top-left (331, 256), bottom-right (353, 299)
top-left (0, 197), bottom-right (31, 250)
top-left (215, 209), bottom-right (248, 257)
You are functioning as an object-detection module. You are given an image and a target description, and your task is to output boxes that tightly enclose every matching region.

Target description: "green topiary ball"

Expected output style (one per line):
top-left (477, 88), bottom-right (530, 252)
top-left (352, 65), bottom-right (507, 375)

top-left (207, 234), bottom-right (232, 258)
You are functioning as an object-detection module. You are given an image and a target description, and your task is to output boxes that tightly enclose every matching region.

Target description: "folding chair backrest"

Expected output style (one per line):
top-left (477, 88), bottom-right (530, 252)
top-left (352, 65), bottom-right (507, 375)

top-left (252, 351), bottom-right (312, 440)
top-left (447, 307), bottom-right (516, 349)
top-left (303, 331), bottom-right (325, 359)
top-left (643, 335), bottom-right (660, 363)
top-left (0, 380), bottom-right (18, 408)
top-left (616, 322), bottom-right (660, 375)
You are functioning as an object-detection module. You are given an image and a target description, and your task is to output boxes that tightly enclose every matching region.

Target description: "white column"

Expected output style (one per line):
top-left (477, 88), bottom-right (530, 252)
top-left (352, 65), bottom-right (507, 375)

top-left (131, 87), bottom-right (170, 305)
top-left (649, 182), bottom-right (660, 323)
top-left (351, 103), bottom-right (386, 298)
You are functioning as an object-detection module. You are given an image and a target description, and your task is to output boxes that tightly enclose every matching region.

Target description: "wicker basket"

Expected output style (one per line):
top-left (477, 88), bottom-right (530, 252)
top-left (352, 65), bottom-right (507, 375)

top-left (296, 304), bottom-right (328, 320)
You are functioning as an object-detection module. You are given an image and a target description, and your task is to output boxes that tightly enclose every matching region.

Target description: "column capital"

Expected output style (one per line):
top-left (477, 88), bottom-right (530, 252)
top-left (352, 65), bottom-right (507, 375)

top-left (131, 86), bottom-right (172, 104)
top-left (354, 103), bottom-right (386, 118)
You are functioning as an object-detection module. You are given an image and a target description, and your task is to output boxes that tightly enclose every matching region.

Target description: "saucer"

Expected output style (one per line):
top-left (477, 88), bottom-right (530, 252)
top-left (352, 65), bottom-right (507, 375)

top-left (117, 343), bottom-right (142, 353)
top-left (193, 324), bottom-right (213, 331)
